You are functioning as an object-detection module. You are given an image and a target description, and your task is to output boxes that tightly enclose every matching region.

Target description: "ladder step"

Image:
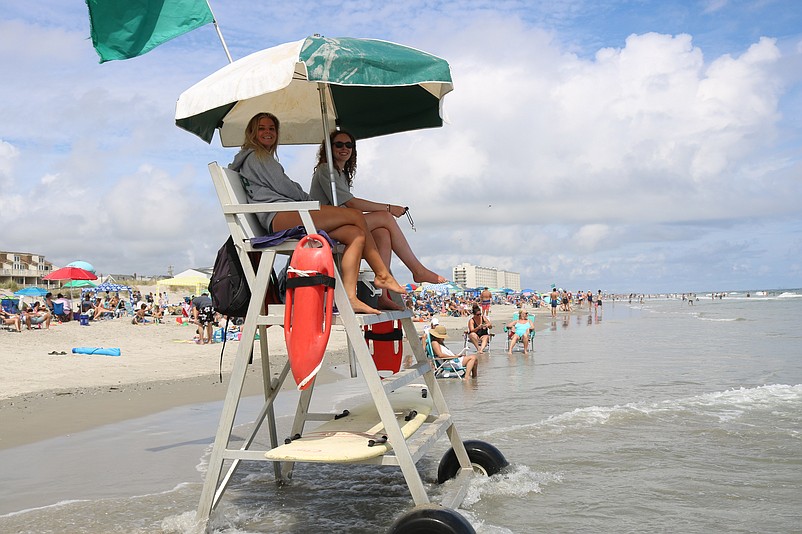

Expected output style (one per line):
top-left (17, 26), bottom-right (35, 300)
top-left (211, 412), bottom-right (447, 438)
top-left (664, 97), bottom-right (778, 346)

top-left (381, 362), bottom-right (430, 392)
top-left (439, 467), bottom-right (474, 509)
top-left (405, 413), bottom-right (453, 463)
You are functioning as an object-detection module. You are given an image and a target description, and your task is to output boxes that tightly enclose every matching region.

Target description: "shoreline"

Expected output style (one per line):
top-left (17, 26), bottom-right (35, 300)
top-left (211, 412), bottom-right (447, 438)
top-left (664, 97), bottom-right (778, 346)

top-left (1, 302), bottom-right (570, 450)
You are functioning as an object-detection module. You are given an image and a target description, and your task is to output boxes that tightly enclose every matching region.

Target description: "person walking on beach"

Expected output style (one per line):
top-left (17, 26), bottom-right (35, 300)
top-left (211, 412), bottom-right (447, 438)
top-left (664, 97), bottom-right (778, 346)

top-left (229, 112), bottom-right (406, 314)
top-left (309, 129), bottom-right (446, 310)
top-left (550, 288), bottom-right (559, 318)
top-left (480, 287), bottom-right (493, 316)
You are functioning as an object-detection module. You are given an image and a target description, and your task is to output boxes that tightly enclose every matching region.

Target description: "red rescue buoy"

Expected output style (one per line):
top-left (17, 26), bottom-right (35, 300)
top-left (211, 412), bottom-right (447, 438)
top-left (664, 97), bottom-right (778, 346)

top-left (284, 234), bottom-right (336, 390)
top-left (364, 320), bottom-right (404, 375)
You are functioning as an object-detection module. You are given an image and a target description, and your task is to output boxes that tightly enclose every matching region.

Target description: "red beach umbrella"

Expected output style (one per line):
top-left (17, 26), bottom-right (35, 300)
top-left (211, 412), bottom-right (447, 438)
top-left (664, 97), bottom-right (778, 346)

top-left (43, 266), bottom-right (98, 281)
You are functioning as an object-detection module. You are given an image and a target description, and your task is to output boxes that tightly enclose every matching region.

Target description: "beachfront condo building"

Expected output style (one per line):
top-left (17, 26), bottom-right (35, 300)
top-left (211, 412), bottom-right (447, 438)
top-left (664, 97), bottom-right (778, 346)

top-left (452, 263), bottom-right (521, 291)
top-left (0, 250), bottom-right (54, 286)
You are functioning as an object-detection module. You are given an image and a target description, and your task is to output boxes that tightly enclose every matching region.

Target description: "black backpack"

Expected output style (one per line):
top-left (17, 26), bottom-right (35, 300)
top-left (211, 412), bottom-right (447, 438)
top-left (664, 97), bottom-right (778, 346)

top-left (209, 236), bottom-right (250, 318)
top-left (208, 236), bottom-right (285, 381)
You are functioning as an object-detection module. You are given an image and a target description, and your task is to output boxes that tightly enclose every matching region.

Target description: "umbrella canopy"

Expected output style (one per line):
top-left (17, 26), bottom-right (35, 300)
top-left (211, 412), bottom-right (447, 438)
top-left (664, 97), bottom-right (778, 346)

top-left (62, 280), bottom-right (97, 288)
top-left (405, 283), bottom-right (418, 291)
top-left (91, 282), bottom-right (132, 294)
top-left (175, 35), bottom-right (454, 147)
top-left (14, 286), bottom-right (49, 297)
top-left (43, 266), bottom-right (98, 281)
top-left (419, 282), bottom-right (460, 295)
top-left (66, 260), bottom-right (96, 273)
top-left (157, 275), bottom-right (210, 295)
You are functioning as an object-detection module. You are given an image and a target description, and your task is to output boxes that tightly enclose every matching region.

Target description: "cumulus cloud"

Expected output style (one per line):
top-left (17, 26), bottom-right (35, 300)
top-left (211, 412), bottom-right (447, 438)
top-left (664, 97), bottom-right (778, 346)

top-left (2, 3), bottom-right (801, 291)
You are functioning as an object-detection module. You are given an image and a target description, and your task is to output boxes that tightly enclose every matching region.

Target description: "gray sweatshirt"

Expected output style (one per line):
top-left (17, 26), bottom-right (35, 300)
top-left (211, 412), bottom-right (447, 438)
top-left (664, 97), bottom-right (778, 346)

top-left (309, 165), bottom-right (354, 207)
top-left (229, 148), bottom-right (312, 232)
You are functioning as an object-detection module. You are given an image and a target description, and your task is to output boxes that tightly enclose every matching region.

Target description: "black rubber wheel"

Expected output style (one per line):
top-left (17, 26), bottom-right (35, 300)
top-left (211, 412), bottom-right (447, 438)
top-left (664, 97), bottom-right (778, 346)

top-left (437, 440), bottom-right (509, 484)
top-left (388, 504), bottom-right (475, 534)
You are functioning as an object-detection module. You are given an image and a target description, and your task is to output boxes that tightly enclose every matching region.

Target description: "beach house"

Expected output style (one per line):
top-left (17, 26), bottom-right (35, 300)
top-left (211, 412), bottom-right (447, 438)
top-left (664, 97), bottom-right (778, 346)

top-left (0, 250), bottom-right (54, 286)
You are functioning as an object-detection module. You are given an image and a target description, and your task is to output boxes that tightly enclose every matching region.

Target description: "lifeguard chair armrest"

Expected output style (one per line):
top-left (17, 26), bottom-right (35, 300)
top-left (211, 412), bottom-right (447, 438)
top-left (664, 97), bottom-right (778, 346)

top-left (220, 201), bottom-right (321, 215)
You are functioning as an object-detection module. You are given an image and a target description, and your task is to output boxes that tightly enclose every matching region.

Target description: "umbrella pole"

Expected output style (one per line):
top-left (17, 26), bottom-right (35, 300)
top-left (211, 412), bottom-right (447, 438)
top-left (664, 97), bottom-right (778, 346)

top-left (317, 83), bottom-right (339, 206)
top-left (203, 0), bottom-right (233, 63)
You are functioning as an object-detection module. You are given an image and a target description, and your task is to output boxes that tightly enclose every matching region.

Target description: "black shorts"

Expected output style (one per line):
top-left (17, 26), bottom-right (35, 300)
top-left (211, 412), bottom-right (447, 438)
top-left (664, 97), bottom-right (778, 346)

top-left (198, 306), bottom-right (215, 326)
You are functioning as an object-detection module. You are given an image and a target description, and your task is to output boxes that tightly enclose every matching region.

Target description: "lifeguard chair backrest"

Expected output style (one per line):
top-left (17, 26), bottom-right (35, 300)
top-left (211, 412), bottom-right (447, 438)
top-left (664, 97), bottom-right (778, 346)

top-left (208, 162), bottom-right (267, 240)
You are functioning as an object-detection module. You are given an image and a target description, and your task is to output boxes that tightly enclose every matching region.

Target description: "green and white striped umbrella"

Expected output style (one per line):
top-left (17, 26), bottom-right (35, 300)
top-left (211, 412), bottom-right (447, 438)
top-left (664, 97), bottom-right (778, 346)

top-left (175, 35), bottom-right (454, 147)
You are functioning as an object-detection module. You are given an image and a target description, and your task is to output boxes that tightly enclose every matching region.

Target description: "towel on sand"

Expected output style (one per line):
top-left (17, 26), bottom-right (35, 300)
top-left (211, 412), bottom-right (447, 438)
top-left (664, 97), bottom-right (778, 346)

top-left (72, 347), bottom-right (121, 356)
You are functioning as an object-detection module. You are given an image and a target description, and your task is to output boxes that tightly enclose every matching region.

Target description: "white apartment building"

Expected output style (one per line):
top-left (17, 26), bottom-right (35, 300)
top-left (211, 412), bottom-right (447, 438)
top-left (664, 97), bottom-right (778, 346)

top-left (452, 263), bottom-right (520, 291)
top-left (0, 251), bottom-right (54, 285)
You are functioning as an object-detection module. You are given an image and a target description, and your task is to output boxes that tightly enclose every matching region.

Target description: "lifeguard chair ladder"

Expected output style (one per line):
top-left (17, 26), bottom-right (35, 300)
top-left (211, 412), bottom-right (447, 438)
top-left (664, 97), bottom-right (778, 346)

top-left (196, 162), bottom-right (479, 530)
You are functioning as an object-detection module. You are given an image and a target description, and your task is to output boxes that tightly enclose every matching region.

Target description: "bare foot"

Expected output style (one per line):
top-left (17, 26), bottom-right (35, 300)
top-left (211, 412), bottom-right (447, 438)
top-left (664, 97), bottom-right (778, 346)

top-left (412, 269), bottom-right (447, 284)
top-left (350, 297), bottom-right (381, 315)
top-left (377, 294), bottom-right (405, 311)
top-left (373, 273), bottom-right (407, 295)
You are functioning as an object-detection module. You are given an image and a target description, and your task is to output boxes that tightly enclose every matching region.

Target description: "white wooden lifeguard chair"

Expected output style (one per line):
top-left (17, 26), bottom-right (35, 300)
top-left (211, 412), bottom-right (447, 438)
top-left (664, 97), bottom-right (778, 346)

top-left (195, 162), bottom-right (507, 532)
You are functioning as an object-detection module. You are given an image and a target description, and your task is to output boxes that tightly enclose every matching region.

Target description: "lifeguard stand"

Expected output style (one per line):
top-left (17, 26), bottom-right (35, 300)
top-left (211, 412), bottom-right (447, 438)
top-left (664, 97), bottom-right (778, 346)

top-left (197, 163), bottom-right (505, 532)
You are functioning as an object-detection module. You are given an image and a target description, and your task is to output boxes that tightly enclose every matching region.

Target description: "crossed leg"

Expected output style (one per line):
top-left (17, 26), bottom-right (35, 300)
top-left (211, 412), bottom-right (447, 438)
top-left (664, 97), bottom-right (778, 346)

top-left (274, 206), bottom-right (406, 314)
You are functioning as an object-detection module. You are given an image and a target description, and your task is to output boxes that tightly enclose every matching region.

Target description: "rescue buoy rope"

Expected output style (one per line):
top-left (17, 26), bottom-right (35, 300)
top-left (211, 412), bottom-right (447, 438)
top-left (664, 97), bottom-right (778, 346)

top-left (287, 267), bottom-right (318, 277)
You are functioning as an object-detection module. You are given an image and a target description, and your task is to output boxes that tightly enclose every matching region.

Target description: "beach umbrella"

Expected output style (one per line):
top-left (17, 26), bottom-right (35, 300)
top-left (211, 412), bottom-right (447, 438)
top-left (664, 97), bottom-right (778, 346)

top-left (44, 267), bottom-right (98, 305)
top-left (176, 36), bottom-right (453, 146)
top-left (175, 35), bottom-right (453, 205)
top-left (13, 286), bottom-right (49, 308)
top-left (44, 266), bottom-right (98, 282)
top-left (62, 280), bottom-right (97, 288)
top-left (14, 286), bottom-right (49, 297)
top-left (405, 283), bottom-right (418, 291)
top-left (66, 260), bottom-right (96, 273)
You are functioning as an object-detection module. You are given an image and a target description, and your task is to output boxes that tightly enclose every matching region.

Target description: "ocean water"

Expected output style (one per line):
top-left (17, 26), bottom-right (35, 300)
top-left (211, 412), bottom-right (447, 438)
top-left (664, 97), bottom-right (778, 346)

top-left (1, 291), bottom-right (800, 533)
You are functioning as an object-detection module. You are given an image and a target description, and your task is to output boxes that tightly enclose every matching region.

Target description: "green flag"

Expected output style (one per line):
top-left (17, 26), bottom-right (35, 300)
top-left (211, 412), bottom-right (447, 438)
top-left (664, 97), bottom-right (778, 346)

top-left (87, 0), bottom-right (214, 63)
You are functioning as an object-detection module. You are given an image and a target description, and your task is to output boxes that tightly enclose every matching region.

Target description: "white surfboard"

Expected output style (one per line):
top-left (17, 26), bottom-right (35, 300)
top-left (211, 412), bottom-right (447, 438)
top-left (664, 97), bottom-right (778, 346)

top-left (264, 385), bottom-right (432, 463)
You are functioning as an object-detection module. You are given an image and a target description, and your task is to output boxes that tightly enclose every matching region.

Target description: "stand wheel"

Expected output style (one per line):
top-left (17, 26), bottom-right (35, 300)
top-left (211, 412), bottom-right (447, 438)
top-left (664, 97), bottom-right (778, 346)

top-left (388, 504), bottom-right (475, 534)
top-left (437, 440), bottom-right (509, 483)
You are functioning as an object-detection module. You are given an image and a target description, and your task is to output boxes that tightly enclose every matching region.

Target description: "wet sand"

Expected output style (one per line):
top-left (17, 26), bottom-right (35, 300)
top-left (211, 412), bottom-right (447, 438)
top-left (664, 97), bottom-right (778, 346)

top-left (0, 301), bottom-right (559, 450)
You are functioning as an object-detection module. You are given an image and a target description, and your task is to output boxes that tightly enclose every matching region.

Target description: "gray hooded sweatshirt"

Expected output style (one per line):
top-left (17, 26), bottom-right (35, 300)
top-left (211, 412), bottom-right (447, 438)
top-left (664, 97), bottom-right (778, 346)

top-left (229, 148), bottom-right (312, 232)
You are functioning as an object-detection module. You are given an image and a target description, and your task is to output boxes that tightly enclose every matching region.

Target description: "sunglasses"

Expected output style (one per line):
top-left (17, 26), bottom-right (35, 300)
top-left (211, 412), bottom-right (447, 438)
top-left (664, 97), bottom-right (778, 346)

top-left (332, 141), bottom-right (354, 149)
top-left (404, 207), bottom-right (415, 232)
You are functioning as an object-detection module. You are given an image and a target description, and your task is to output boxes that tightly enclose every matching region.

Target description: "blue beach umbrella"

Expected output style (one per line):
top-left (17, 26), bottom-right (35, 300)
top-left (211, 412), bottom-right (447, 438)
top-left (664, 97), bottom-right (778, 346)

top-left (14, 286), bottom-right (49, 297)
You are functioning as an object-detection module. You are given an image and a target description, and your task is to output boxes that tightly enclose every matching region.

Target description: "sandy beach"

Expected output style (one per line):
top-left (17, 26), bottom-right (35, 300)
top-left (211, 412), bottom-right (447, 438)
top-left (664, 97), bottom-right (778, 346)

top-left (1, 298), bottom-right (530, 450)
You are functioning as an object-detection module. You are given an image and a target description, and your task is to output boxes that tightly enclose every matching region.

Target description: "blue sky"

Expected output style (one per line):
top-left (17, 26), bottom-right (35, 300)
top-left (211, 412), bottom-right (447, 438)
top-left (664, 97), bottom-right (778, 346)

top-left (1, 0), bottom-right (801, 293)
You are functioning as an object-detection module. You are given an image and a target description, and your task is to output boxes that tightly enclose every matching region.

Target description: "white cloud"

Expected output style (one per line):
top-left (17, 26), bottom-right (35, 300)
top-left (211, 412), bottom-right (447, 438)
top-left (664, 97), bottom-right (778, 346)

top-left (2, 2), bottom-right (801, 291)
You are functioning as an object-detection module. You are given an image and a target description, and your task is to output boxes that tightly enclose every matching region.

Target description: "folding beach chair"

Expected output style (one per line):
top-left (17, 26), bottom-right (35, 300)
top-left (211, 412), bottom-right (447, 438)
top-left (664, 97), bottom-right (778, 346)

top-left (424, 333), bottom-right (467, 379)
top-left (505, 312), bottom-right (536, 351)
top-left (1, 298), bottom-right (20, 315)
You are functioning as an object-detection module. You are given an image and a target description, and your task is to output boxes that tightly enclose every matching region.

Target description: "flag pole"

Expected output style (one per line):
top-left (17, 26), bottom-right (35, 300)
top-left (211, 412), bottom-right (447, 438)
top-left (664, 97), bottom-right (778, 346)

top-left (205, 1), bottom-right (233, 63)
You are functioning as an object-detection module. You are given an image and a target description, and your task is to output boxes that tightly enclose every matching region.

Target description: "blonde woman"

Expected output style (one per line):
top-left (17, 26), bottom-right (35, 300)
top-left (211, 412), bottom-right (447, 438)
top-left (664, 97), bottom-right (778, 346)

top-left (229, 112), bottom-right (406, 314)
